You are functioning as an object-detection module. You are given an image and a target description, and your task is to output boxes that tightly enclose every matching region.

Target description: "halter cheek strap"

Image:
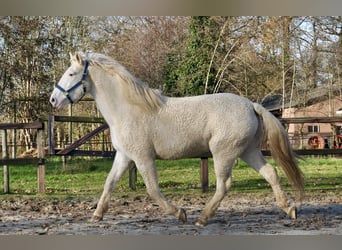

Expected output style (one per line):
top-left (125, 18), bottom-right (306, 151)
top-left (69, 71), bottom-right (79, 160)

top-left (55, 60), bottom-right (89, 104)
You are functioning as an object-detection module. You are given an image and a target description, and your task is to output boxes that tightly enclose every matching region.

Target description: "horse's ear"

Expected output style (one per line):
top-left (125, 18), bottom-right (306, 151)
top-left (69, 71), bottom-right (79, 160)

top-left (70, 52), bottom-right (84, 66)
top-left (69, 52), bottom-right (77, 63)
top-left (75, 52), bottom-right (84, 66)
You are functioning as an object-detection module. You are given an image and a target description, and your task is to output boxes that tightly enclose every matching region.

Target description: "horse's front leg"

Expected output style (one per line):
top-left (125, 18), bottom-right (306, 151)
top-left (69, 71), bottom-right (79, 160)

top-left (136, 159), bottom-right (187, 223)
top-left (91, 152), bottom-right (131, 222)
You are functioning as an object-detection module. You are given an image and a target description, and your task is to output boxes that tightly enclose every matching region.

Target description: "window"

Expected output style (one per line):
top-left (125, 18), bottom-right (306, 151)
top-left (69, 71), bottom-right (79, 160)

top-left (308, 125), bottom-right (319, 133)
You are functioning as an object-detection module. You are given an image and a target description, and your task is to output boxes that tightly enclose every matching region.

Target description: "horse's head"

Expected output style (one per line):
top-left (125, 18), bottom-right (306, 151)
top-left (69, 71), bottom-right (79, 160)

top-left (50, 52), bottom-right (91, 109)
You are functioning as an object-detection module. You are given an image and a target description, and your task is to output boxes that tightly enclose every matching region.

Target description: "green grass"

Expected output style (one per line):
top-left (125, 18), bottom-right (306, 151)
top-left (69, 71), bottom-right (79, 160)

top-left (298, 157), bottom-right (342, 191)
top-left (0, 156), bottom-right (341, 199)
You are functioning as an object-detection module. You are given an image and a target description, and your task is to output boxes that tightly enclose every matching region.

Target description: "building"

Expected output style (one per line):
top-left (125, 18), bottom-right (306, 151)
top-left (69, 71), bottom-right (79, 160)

top-left (263, 86), bottom-right (342, 149)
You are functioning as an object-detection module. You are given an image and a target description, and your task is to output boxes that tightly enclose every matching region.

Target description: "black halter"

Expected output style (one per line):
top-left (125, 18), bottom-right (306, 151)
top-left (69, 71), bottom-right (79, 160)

top-left (55, 60), bottom-right (89, 104)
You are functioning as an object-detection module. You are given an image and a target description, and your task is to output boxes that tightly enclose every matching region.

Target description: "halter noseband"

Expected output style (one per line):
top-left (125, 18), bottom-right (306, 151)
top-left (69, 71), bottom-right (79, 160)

top-left (55, 60), bottom-right (89, 104)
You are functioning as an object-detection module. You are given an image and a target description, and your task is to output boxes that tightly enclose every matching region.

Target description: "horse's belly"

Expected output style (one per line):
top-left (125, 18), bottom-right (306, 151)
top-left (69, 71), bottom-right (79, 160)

top-left (154, 136), bottom-right (210, 160)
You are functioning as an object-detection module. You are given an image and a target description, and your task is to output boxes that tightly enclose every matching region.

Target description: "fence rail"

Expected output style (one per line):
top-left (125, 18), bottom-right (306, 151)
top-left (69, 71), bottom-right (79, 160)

top-left (279, 117), bottom-right (342, 124)
top-left (2, 115), bottom-right (342, 194)
top-left (0, 121), bottom-right (44, 130)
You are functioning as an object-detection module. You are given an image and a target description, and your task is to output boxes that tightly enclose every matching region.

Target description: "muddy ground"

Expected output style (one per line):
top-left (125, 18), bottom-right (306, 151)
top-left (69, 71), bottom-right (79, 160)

top-left (0, 191), bottom-right (341, 235)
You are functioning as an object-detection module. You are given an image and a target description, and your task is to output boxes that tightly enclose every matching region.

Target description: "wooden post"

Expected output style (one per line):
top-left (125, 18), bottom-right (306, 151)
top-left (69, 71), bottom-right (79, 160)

top-left (68, 104), bottom-right (73, 145)
top-left (299, 123), bottom-right (304, 149)
top-left (62, 155), bottom-right (67, 171)
top-left (48, 114), bottom-right (55, 155)
top-left (37, 128), bottom-right (45, 193)
top-left (12, 100), bottom-right (17, 159)
top-left (200, 157), bottom-right (209, 192)
top-left (2, 129), bottom-right (10, 193)
top-left (129, 163), bottom-right (137, 190)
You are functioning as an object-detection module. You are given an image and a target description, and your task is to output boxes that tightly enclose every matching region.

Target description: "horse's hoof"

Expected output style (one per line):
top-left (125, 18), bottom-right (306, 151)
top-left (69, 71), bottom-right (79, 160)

top-left (177, 208), bottom-right (187, 223)
top-left (288, 206), bottom-right (297, 219)
top-left (90, 214), bottom-right (103, 222)
top-left (195, 219), bottom-right (207, 227)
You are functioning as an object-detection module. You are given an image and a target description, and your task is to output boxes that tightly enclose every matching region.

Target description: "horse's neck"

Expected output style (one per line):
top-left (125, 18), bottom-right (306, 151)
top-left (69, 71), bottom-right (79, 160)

top-left (90, 75), bottom-right (133, 126)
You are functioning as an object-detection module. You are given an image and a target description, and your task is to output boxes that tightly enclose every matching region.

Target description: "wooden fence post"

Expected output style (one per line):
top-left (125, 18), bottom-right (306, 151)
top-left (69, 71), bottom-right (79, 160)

top-left (37, 127), bottom-right (45, 193)
top-left (200, 157), bottom-right (209, 192)
top-left (2, 129), bottom-right (10, 193)
top-left (48, 114), bottom-right (55, 155)
top-left (129, 163), bottom-right (137, 190)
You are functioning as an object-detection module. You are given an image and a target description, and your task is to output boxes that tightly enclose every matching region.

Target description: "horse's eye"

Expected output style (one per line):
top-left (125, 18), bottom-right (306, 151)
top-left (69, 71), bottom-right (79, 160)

top-left (69, 73), bottom-right (74, 77)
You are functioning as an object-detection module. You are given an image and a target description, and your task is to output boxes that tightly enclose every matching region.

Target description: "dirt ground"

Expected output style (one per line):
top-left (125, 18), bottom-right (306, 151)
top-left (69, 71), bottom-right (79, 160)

top-left (0, 191), bottom-right (341, 235)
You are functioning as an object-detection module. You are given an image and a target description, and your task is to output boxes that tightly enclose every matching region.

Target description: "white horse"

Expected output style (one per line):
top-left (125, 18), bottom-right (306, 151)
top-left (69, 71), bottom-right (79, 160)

top-left (50, 52), bottom-right (304, 226)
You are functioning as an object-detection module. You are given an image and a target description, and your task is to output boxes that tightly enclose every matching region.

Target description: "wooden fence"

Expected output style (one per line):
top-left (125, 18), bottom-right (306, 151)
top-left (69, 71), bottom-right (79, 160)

top-left (1, 115), bottom-right (342, 194)
top-left (0, 121), bottom-right (45, 193)
top-left (47, 115), bottom-right (114, 157)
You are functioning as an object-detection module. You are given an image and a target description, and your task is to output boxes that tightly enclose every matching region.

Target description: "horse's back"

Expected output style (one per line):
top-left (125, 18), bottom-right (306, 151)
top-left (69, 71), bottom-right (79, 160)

top-left (164, 93), bottom-right (257, 131)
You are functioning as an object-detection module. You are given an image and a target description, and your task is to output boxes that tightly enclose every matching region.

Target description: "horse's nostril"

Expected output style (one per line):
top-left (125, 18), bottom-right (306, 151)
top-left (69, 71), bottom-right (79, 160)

top-left (50, 98), bottom-right (55, 103)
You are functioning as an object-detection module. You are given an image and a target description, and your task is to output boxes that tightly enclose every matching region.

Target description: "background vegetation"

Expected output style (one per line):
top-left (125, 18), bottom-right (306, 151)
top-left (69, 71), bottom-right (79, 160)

top-left (2, 16), bottom-right (342, 150)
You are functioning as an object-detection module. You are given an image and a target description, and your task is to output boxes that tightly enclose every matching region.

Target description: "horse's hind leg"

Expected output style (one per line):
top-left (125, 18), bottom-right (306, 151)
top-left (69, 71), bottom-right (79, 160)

top-left (225, 167), bottom-right (233, 190)
top-left (195, 156), bottom-right (234, 227)
top-left (241, 150), bottom-right (297, 219)
top-left (135, 159), bottom-right (187, 223)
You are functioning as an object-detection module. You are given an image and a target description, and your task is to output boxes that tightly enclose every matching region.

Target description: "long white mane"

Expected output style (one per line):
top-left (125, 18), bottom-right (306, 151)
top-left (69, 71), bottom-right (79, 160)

top-left (83, 52), bottom-right (164, 111)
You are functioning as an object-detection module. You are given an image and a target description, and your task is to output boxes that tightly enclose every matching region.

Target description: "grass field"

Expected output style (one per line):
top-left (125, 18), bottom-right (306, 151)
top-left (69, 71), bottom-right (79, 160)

top-left (0, 156), bottom-right (341, 199)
